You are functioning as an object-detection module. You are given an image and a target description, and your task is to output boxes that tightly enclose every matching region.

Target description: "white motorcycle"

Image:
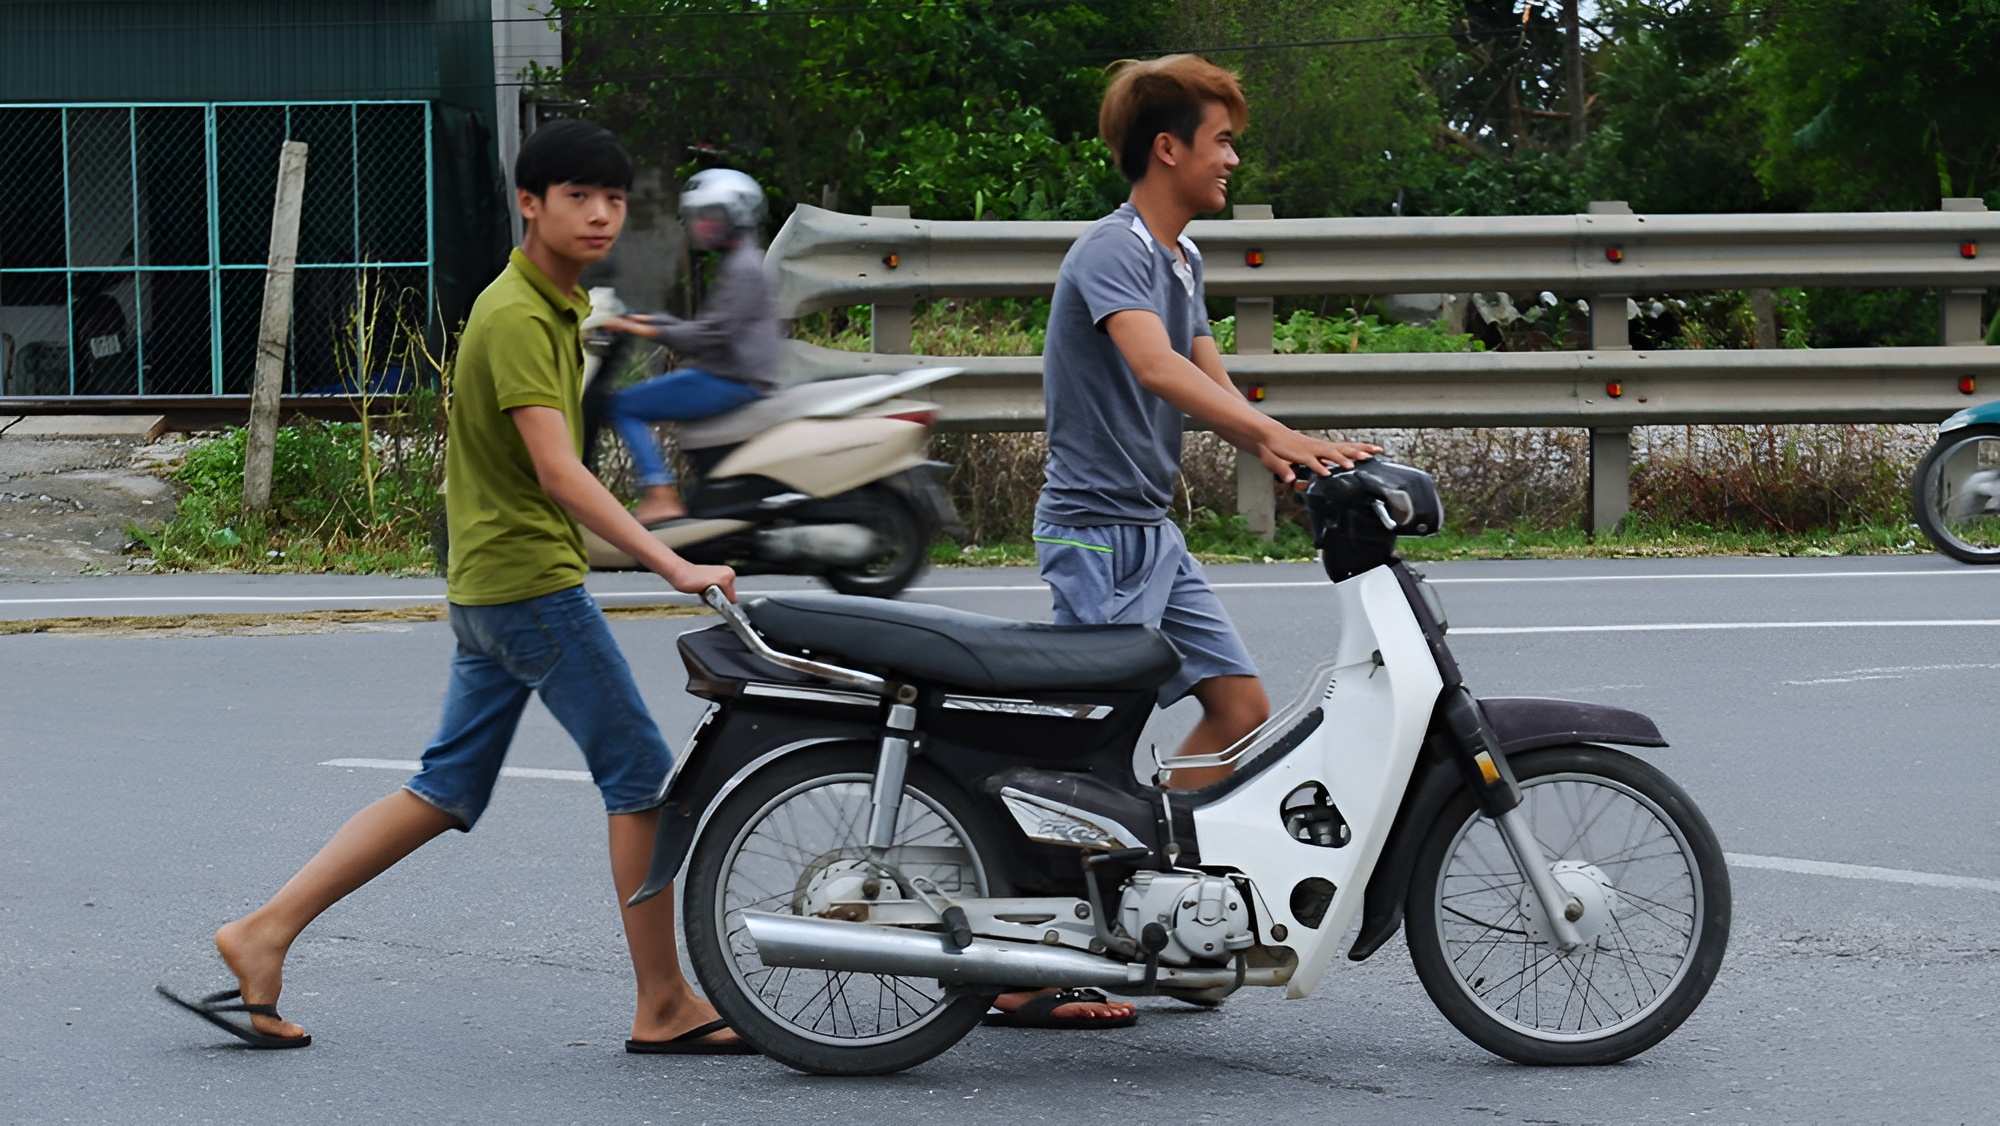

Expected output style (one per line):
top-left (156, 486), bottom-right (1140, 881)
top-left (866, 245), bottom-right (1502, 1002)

top-left (632, 461), bottom-right (1731, 1074)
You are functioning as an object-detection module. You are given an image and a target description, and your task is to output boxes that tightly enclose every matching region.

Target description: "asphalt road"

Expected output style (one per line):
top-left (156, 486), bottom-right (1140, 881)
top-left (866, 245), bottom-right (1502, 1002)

top-left (4, 557), bottom-right (1997, 1124)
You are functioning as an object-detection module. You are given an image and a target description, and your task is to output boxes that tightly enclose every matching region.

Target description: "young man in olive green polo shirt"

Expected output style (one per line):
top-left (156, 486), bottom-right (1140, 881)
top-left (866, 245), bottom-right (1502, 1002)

top-left (162, 122), bottom-right (750, 1055)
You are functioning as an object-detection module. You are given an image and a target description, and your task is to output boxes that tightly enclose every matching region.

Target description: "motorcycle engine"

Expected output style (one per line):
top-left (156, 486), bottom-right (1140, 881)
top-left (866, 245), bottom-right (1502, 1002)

top-left (1116, 871), bottom-right (1256, 966)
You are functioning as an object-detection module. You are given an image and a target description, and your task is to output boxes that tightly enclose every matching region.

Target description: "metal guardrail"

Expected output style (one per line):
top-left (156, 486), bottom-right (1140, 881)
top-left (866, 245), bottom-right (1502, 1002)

top-left (769, 203), bottom-right (2000, 319)
top-left (775, 200), bottom-right (2000, 532)
top-left (787, 342), bottom-right (2000, 430)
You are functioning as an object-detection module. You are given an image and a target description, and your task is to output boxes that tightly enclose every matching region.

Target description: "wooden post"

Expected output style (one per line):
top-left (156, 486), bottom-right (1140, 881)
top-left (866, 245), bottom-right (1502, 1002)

top-left (1232, 203), bottom-right (1277, 539)
top-left (869, 204), bottom-right (914, 354)
top-left (1585, 200), bottom-right (1632, 536)
top-left (243, 140), bottom-right (309, 514)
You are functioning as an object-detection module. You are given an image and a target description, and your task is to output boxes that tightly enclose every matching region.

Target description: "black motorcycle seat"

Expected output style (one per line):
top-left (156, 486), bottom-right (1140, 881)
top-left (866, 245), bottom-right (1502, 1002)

top-left (744, 593), bottom-right (1181, 693)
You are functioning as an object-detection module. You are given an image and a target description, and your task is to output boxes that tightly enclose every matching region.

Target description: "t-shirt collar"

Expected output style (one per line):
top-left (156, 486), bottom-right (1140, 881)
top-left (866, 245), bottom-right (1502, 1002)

top-left (509, 248), bottom-right (592, 321)
top-left (1117, 204), bottom-right (1198, 297)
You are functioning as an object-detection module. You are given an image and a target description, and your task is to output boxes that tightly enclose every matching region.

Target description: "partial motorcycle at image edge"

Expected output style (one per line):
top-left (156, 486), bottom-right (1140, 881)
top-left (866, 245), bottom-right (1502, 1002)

top-left (630, 459), bottom-right (1735, 1076)
top-left (1911, 399), bottom-right (2000, 564)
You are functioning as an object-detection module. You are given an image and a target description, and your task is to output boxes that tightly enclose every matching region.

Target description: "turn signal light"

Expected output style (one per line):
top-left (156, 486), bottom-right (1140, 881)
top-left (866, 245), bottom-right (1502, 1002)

top-left (1245, 248), bottom-right (1265, 268)
top-left (882, 252), bottom-right (901, 269)
top-left (1962, 241), bottom-right (1980, 259)
top-left (1606, 381), bottom-right (1625, 398)
top-left (1604, 246), bottom-right (1625, 263)
top-left (1961, 375), bottom-right (1978, 395)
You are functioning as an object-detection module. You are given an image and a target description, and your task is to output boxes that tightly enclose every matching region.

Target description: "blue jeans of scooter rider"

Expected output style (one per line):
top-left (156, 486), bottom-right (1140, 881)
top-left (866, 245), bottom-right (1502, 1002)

top-left (609, 367), bottom-right (763, 487)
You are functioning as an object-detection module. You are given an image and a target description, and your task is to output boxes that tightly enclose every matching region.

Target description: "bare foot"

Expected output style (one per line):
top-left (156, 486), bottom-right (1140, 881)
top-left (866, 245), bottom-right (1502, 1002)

top-left (214, 917), bottom-right (306, 1040)
top-left (992, 989), bottom-right (1135, 1022)
top-left (632, 485), bottom-right (687, 526)
top-left (632, 991), bottom-right (742, 1047)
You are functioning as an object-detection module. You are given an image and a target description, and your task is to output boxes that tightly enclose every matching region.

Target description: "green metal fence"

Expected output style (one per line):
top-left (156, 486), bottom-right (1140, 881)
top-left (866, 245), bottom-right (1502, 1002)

top-left (0, 100), bottom-right (434, 398)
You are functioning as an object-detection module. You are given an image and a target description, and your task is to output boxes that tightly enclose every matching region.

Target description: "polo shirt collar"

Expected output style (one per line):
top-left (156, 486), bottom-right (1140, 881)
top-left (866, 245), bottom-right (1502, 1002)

top-left (509, 248), bottom-right (592, 320)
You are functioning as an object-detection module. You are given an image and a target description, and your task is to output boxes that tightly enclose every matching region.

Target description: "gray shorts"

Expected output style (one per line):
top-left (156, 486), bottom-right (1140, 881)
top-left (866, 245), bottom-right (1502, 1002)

top-left (1034, 520), bottom-right (1258, 705)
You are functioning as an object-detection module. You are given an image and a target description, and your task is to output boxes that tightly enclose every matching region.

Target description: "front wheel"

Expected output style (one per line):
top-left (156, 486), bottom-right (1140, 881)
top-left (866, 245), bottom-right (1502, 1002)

top-left (683, 748), bottom-right (1009, 1075)
top-left (1404, 745), bottom-right (1731, 1065)
top-left (1911, 425), bottom-right (2000, 564)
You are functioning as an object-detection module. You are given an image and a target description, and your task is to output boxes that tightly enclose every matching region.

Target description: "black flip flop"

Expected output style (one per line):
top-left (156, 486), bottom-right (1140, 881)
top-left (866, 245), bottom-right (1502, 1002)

top-left (625, 1018), bottom-right (758, 1056)
top-left (981, 987), bottom-right (1139, 1030)
top-left (156, 985), bottom-right (312, 1050)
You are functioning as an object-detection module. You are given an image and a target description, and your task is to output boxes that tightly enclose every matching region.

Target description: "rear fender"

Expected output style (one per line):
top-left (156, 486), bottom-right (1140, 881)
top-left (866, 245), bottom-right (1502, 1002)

top-left (626, 705), bottom-right (879, 905)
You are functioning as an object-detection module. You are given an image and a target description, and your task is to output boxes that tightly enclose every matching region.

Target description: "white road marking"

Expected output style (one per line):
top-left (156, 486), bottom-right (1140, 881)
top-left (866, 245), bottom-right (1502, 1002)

top-left (1783, 662), bottom-right (2000, 686)
top-left (1455, 619), bottom-right (2000, 635)
top-left (1724, 852), bottom-right (2000, 895)
top-left (321, 757), bottom-right (591, 783)
top-left (313, 758), bottom-right (2000, 894)
top-left (0, 564), bottom-right (1993, 610)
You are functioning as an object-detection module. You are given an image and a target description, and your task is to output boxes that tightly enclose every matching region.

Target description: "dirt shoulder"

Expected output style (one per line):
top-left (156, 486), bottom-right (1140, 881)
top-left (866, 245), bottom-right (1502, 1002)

top-left (0, 426), bottom-right (182, 578)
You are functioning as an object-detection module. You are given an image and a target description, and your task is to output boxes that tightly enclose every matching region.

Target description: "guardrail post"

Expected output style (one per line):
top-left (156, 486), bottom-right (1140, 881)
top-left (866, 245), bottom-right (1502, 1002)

top-left (1940, 198), bottom-right (1988, 344)
top-left (1586, 200), bottom-right (1633, 535)
top-left (1232, 203), bottom-right (1277, 539)
top-left (869, 205), bottom-right (915, 354)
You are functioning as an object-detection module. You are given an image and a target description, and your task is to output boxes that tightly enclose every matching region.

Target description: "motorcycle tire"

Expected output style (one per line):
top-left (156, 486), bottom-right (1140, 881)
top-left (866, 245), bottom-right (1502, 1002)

top-left (1910, 424), bottom-right (2000, 564)
top-left (821, 486), bottom-right (932, 598)
top-left (683, 747), bottom-right (1012, 1075)
top-left (1403, 745), bottom-right (1731, 1066)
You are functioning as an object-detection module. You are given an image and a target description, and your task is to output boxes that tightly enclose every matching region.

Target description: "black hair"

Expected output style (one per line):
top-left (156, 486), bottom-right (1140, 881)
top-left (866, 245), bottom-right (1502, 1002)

top-left (514, 119), bottom-right (634, 196)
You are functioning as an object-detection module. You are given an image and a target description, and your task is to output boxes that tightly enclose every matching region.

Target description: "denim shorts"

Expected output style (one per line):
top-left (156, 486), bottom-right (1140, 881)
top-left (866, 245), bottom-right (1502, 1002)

top-left (1034, 520), bottom-right (1258, 706)
top-left (404, 585), bottom-right (673, 830)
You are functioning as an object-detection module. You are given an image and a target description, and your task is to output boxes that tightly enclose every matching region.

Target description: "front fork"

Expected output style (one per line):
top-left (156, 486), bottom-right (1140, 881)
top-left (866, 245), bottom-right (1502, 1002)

top-left (1439, 687), bottom-right (1585, 951)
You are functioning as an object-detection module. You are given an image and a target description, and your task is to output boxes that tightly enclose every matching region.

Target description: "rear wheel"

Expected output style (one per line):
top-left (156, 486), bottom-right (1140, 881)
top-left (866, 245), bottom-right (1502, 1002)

top-left (1911, 425), bottom-right (2000, 564)
top-left (821, 487), bottom-right (931, 597)
top-left (683, 748), bottom-right (1009, 1075)
top-left (1404, 745), bottom-right (1730, 1065)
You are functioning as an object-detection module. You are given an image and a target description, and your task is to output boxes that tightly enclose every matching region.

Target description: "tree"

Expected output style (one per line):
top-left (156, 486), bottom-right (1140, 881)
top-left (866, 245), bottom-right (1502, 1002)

top-left (543, 0), bottom-right (1162, 219)
top-left (1583, 0), bottom-right (1775, 214)
top-left (1165, 0), bottom-right (1456, 218)
top-left (1744, 0), bottom-right (2000, 210)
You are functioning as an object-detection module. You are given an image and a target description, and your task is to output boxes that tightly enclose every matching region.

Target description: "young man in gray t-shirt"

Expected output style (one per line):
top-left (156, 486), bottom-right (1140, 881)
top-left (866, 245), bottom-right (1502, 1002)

top-left (1037, 54), bottom-right (1378, 786)
top-left (999, 54), bottom-right (1379, 1035)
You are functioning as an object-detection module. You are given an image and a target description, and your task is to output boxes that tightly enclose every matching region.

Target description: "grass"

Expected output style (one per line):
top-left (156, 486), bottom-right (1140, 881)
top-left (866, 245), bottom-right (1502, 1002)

top-left (0, 603), bottom-right (705, 638)
top-left (929, 514), bottom-right (1928, 568)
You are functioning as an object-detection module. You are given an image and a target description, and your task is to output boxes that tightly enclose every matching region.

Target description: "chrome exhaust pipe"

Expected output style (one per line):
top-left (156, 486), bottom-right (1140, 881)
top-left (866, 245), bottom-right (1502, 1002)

top-left (740, 911), bottom-right (1258, 990)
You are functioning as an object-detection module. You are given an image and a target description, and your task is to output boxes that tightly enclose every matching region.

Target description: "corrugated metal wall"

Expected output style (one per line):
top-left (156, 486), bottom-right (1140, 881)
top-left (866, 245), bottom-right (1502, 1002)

top-left (0, 0), bottom-right (513, 396)
top-left (0, 1), bottom-right (495, 114)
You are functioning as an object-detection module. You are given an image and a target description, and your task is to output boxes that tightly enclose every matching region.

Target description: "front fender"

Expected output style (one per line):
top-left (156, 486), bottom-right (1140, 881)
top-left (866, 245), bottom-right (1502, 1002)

top-left (1479, 696), bottom-right (1666, 754)
top-left (1940, 399), bottom-right (2000, 434)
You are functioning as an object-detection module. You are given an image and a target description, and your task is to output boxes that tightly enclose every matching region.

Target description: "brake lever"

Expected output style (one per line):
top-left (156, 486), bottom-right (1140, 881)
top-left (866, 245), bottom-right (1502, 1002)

top-left (1371, 499), bottom-right (1397, 530)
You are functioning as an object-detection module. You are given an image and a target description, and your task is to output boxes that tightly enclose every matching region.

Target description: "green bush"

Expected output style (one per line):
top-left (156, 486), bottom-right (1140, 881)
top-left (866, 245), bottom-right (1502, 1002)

top-left (1211, 308), bottom-right (1484, 354)
top-left (138, 413), bottom-right (445, 574)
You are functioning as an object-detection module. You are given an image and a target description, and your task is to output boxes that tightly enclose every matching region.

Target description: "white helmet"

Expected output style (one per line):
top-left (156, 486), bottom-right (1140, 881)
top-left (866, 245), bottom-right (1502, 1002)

top-left (680, 168), bottom-right (767, 232)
